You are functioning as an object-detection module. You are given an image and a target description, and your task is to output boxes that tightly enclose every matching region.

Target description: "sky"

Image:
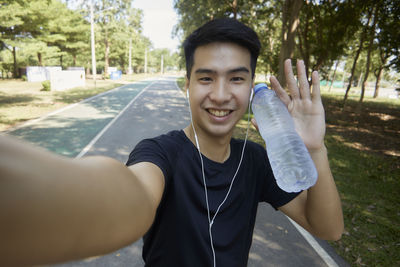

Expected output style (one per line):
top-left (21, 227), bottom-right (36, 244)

top-left (133, 0), bottom-right (180, 52)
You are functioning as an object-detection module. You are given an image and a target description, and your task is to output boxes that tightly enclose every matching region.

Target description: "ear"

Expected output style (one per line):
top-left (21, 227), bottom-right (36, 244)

top-left (185, 77), bottom-right (190, 96)
top-left (250, 80), bottom-right (255, 101)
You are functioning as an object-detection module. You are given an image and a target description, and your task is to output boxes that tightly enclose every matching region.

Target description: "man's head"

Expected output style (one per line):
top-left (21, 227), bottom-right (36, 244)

top-left (183, 18), bottom-right (261, 80)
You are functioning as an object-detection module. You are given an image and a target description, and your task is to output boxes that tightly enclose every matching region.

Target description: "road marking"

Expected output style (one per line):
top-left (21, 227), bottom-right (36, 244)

top-left (286, 216), bottom-right (339, 267)
top-left (75, 81), bottom-right (156, 158)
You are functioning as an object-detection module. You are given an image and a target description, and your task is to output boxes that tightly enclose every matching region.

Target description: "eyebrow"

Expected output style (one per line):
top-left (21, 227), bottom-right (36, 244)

top-left (194, 66), bottom-right (250, 75)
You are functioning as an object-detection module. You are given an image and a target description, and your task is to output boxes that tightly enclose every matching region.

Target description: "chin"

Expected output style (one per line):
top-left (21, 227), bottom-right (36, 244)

top-left (204, 124), bottom-right (236, 138)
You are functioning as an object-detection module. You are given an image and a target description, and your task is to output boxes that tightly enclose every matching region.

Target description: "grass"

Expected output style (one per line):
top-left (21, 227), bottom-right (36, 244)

top-left (320, 93), bottom-right (400, 266)
top-left (177, 77), bottom-right (400, 265)
top-left (0, 73), bottom-right (153, 131)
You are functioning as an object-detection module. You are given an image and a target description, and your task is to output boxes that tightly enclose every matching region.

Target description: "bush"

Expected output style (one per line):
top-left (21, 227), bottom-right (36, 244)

top-left (41, 80), bottom-right (51, 91)
top-left (21, 75), bottom-right (27, 81)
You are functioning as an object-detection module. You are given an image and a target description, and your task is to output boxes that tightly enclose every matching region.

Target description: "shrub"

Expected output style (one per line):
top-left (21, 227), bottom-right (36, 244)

top-left (41, 80), bottom-right (51, 91)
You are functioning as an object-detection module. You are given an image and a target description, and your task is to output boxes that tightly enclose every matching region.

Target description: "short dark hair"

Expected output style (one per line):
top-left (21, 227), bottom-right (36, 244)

top-left (183, 18), bottom-right (261, 79)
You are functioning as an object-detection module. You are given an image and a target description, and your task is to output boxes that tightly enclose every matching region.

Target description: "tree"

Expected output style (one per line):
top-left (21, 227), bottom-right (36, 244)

top-left (359, 4), bottom-right (379, 103)
top-left (0, 0), bottom-right (30, 76)
top-left (343, 3), bottom-right (374, 104)
top-left (372, 0), bottom-right (400, 97)
top-left (297, 0), bottom-right (362, 83)
top-left (277, 0), bottom-right (302, 86)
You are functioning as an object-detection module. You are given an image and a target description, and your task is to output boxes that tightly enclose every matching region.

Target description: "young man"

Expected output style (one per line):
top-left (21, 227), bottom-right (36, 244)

top-left (0, 18), bottom-right (343, 266)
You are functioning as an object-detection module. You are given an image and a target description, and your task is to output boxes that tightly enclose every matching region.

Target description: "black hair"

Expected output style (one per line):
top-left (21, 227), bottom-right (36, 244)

top-left (183, 18), bottom-right (261, 79)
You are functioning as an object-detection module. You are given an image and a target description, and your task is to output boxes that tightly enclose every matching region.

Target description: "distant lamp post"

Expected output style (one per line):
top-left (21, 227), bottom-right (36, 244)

top-left (144, 48), bottom-right (148, 74)
top-left (128, 38), bottom-right (133, 75)
top-left (90, 1), bottom-right (96, 86)
top-left (90, 1), bottom-right (114, 86)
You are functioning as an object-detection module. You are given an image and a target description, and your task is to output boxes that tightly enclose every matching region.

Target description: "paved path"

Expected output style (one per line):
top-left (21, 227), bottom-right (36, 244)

top-left (8, 77), bottom-right (348, 267)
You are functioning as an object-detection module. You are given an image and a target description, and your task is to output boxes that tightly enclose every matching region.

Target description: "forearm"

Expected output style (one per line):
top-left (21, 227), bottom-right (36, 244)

top-left (0, 135), bottom-right (155, 266)
top-left (305, 145), bottom-right (344, 240)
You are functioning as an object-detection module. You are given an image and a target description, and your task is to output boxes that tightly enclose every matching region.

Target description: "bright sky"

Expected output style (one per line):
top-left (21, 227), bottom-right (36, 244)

top-left (133, 0), bottom-right (180, 52)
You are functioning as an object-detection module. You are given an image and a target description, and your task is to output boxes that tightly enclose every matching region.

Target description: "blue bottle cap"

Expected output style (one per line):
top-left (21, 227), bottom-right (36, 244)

top-left (254, 83), bottom-right (269, 95)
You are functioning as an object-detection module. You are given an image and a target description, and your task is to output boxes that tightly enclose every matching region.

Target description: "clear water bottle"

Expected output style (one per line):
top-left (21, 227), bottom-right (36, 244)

top-left (251, 83), bottom-right (318, 192)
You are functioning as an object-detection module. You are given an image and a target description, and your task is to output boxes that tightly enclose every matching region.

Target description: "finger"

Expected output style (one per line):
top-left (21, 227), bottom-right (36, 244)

top-left (270, 76), bottom-right (291, 106)
top-left (284, 59), bottom-right (300, 99)
top-left (297, 59), bottom-right (311, 100)
top-left (251, 118), bottom-right (259, 131)
top-left (311, 70), bottom-right (321, 103)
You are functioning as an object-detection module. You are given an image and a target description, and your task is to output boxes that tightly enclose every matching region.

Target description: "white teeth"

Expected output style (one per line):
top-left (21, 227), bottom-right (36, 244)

top-left (208, 109), bottom-right (230, 117)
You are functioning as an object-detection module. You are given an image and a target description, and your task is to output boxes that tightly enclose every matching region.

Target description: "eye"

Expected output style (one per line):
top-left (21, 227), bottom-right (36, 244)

top-left (199, 77), bottom-right (213, 82)
top-left (231, 76), bottom-right (245, 83)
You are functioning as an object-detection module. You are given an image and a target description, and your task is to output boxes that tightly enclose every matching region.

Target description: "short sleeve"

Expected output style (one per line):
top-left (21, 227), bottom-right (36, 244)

top-left (126, 138), bottom-right (171, 182)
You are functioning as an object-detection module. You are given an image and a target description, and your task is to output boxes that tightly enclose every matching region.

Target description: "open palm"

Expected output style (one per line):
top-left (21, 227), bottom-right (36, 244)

top-left (269, 59), bottom-right (326, 152)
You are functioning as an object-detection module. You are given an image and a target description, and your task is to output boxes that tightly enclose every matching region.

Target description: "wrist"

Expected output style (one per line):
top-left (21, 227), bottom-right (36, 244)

top-left (308, 144), bottom-right (327, 157)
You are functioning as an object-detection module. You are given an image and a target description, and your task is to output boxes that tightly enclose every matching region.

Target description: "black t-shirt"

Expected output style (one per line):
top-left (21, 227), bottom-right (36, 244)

top-left (126, 130), bottom-right (300, 267)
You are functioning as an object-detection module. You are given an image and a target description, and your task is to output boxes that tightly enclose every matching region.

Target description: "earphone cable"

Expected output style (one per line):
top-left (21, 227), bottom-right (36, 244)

top-left (187, 89), bottom-right (253, 267)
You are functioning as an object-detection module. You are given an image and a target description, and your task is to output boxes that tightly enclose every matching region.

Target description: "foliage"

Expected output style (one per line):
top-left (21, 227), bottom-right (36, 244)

top-left (173, 0), bottom-right (400, 94)
top-left (41, 80), bottom-right (50, 91)
top-left (0, 0), bottom-right (181, 77)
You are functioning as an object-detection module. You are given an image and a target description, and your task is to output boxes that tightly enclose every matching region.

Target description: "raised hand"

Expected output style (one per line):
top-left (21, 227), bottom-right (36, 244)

top-left (269, 59), bottom-right (326, 152)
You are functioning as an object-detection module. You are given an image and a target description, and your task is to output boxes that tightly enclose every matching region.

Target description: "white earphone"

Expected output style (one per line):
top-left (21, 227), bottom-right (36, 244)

top-left (186, 86), bottom-right (253, 267)
top-left (249, 88), bottom-right (254, 102)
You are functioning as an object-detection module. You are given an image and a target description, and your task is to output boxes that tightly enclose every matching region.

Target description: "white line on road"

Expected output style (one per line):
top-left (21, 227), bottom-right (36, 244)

top-left (75, 81), bottom-right (156, 158)
top-left (286, 216), bottom-right (339, 267)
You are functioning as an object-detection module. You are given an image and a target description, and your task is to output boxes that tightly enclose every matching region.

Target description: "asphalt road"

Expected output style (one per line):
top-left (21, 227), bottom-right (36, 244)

top-left (8, 77), bottom-right (348, 267)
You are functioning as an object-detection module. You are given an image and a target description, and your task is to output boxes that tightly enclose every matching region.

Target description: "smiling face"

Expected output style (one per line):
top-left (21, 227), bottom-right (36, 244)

top-left (186, 42), bottom-right (254, 139)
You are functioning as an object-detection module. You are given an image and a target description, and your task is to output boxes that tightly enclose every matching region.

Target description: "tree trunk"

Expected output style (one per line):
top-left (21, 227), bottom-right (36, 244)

top-left (298, 8), bottom-right (311, 79)
top-left (373, 66), bottom-right (383, 98)
top-left (104, 30), bottom-right (110, 77)
top-left (37, 52), bottom-right (43, 66)
top-left (73, 55), bottom-right (77, 66)
top-left (12, 46), bottom-right (18, 78)
top-left (360, 6), bottom-right (377, 103)
top-left (60, 55), bottom-right (63, 68)
top-left (232, 0), bottom-right (237, 19)
top-left (373, 46), bottom-right (388, 98)
top-left (278, 0), bottom-right (303, 87)
top-left (343, 7), bottom-right (373, 104)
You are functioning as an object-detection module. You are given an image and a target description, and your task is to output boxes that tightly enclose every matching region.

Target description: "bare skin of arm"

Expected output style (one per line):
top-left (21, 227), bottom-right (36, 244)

top-left (0, 135), bottom-right (164, 266)
top-left (253, 59), bottom-right (344, 241)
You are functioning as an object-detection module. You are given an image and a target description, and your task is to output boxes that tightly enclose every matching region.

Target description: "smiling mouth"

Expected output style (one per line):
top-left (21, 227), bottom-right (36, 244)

top-left (207, 109), bottom-right (232, 117)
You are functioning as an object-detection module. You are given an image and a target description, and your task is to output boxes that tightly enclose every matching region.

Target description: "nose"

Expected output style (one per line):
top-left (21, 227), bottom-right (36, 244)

top-left (209, 79), bottom-right (231, 104)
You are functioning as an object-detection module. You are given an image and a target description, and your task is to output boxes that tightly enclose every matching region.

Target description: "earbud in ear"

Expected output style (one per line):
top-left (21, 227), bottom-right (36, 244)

top-left (249, 89), bottom-right (254, 102)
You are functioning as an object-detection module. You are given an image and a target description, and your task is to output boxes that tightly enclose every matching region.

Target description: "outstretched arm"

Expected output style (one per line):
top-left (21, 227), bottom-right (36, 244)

top-left (268, 59), bottom-right (343, 240)
top-left (0, 134), bottom-right (164, 266)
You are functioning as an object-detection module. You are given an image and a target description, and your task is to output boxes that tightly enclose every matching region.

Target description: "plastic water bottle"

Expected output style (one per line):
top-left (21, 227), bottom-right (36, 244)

top-left (251, 83), bottom-right (317, 192)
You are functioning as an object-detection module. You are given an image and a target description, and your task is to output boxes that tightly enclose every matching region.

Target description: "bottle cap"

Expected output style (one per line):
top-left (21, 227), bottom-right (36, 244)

top-left (254, 83), bottom-right (269, 95)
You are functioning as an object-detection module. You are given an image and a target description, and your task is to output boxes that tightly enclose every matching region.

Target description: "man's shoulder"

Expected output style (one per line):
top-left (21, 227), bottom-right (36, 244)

top-left (126, 130), bottom-right (186, 167)
top-left (148, 130), bottom-right (186, 146)
top-left (137, 130), bottom-right (188, 155)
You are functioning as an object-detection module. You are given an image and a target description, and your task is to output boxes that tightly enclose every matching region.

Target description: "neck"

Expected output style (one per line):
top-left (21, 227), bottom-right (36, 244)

top-left (184, 126), bottom-right (232, 163)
